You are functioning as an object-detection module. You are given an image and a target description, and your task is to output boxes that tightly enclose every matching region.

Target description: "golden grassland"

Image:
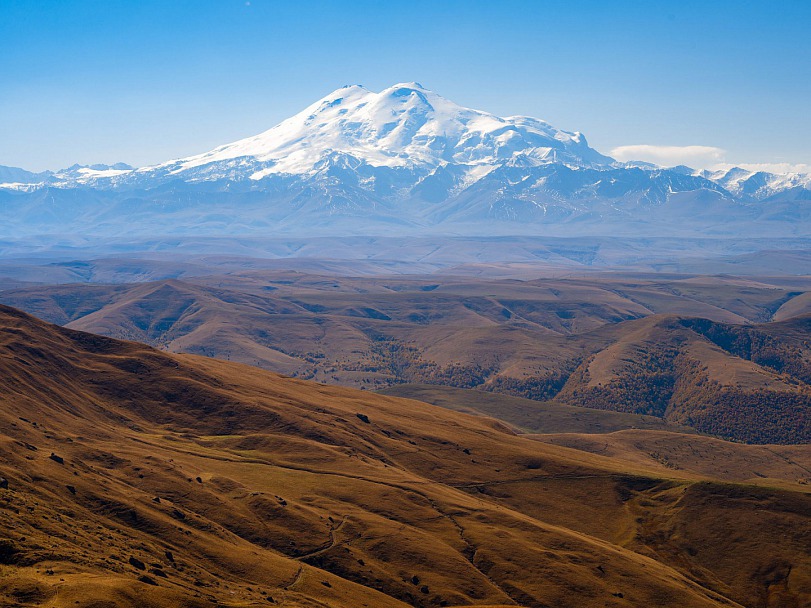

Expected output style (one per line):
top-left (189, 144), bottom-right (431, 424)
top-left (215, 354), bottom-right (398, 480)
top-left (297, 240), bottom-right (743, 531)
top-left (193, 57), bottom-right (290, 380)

top-left (0, 305), bottom-right (809, 607)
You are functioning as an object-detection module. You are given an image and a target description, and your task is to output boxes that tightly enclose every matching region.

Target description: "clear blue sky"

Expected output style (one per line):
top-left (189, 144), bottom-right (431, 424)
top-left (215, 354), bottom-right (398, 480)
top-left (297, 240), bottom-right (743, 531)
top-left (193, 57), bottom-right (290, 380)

top-left (1, 0), bottom-right (809, 172)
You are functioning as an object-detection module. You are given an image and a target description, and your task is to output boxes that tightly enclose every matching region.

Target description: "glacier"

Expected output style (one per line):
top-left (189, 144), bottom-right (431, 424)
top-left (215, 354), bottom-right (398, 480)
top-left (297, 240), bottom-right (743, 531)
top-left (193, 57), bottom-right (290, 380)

top-left (1, 82), bottom-right (809, 239)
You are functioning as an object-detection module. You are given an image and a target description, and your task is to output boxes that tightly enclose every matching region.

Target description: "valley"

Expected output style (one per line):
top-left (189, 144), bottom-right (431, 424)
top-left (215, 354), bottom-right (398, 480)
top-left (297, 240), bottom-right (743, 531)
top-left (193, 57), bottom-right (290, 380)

top-left (3, 261), bottom-right (810, 444)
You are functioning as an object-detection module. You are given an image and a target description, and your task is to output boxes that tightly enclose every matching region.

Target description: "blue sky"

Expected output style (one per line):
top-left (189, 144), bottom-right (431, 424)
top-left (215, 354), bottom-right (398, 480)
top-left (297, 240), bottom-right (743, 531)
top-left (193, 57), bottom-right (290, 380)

top-left (1, 0), bottom-right (809, 172)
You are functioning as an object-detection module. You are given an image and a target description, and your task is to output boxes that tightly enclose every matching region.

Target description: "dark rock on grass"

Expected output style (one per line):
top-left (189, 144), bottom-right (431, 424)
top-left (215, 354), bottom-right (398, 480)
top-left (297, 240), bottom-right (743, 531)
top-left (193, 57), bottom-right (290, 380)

top-left (356, 413), bottom-right (370, 424)
top-left (49, 453), bottom-right (64, 464)
top-left (128, 556), bottom-right (146, 571)
top-left (0, 539), bottom-right (19, 564)
top-left (138, 574), bottom-right (158, 586)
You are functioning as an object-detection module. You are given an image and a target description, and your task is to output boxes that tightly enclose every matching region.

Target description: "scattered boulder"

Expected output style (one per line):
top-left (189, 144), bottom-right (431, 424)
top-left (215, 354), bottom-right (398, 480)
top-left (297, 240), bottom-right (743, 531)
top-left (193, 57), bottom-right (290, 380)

top-left (128, 556), bottom-right (146, 571)
top-left (49, 453), bottom-right (64, 464)
top-left (420, 585), bottom-right (430, 594)
top-left (411, 575), bottom-right (420, 585)
top-left (0, 478), bottom-right (8, 489)
top-left (138, 575), bottom-right (158, 586)
top-left (356, 413), bottom-right (370, 424)
top-left (171, 509), bottom-right (186, 520)
top-left (0, 539), bottom-right (19, 564)
top-left (65, 485), bottom-right (76, 495)
top-left (164, 550), bottom-right (175, 562)
top-left (149, 567), bottom-right (168, 578)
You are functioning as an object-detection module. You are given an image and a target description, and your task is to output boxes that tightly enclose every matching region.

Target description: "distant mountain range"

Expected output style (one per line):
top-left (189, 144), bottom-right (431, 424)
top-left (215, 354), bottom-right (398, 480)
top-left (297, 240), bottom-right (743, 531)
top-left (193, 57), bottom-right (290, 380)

top-left (2, 82), bottom-right (810, 238)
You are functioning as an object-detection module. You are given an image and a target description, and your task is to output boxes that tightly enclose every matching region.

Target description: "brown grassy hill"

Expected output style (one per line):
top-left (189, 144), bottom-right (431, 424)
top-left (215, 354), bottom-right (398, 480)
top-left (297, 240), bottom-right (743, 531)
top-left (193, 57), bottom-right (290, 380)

top-left (378, 384), bottom-right (696, 435)
top-left (554, 315), bottom-right (811, 443)
top-left (1, 305), bottom-right (810, 607)
top-left (530, 430), bottom-right (811, 488)
top-left (2, 275), bottom-right (810, 444)
top-left (0, 271), bottom-right (805, 385)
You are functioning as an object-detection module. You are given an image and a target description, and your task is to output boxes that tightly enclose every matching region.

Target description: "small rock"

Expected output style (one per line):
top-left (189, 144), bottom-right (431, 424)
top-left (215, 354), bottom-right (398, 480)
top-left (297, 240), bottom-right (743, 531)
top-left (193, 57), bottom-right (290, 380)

top-left (321, 581), bottom-right (331, 588)
top-left (420, 585), bottom-right (430, 594)
top-left (356, 413), bottom-right (370, 424)
top-left (411, 575), bottom-right (420, 585)
top-left (164, 551), bottom-right (175, 562)
top-left (172, 509), bottom-right (186, 520)
top-left (149, 567), bottom-right (168, 578)
top-left (152, 497), bottom-right (161, 503)
top-left (0, 478), bottom-right (8, 489)
top-left (195, 477), bottom-right (202, 483)
top-left (138, 575), bottom-right (158, 586)
top-left (49, 453), bottom-right (64, 464)
top-left (128, 556), bottom-right (146, 571)
top-left (0, 539), bottom-right (19, 564)
top-left (66, 485), bottom-right (76, 495)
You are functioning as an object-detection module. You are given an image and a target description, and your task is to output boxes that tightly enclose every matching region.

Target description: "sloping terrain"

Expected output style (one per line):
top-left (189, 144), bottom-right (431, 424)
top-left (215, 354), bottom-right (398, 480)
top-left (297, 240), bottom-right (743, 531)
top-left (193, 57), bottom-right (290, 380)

top-left (1, 270), bottom-right (805, 382)
top-left (529, 429), bottom-right (811, 488)
top-left (556, 315), bottom-right (811, 443)
top-left (378, 384), bottom-right (696, 435)
top-left (2, 272), bottom-right (810, 444)
top-left (1, 305), bottom-right (810, 607)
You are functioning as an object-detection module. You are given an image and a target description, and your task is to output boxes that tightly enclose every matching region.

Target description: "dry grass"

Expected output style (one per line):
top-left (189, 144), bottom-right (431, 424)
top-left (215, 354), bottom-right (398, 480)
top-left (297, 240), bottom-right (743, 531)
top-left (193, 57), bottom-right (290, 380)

top-left (0, 305), bottom-right (809, 607)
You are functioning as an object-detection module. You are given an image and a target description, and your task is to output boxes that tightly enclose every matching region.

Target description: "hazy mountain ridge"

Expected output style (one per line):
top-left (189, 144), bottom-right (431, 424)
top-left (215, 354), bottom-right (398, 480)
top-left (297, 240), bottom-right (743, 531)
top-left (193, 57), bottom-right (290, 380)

top-left (1, 83), bottom-right (809, 237)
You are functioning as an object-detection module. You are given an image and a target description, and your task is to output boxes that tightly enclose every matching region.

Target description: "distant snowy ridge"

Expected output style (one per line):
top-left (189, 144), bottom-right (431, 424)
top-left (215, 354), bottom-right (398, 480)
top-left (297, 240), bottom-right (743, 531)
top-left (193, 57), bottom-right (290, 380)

top-left (0, 83), bottom-right (809, 238)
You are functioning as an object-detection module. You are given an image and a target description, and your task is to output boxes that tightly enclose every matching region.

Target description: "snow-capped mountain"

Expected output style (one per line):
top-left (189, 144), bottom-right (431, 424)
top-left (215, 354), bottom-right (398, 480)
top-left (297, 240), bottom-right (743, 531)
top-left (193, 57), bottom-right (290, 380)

top-left (1, 83), bottom-right (809, 238)
top-left (700, 167), bottom-right (811, 201)
top-left (155, 82), bottom-right (613, 178)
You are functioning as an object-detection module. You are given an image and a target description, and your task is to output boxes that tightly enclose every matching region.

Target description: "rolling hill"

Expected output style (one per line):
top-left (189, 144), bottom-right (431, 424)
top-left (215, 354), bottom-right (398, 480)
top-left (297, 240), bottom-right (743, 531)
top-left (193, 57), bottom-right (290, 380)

top-left (556, 315), bottom-right (811, 443)
top-left (2, 272), bottom-right (810, 443)
top-left (0, 304), bottom-right (810, 607)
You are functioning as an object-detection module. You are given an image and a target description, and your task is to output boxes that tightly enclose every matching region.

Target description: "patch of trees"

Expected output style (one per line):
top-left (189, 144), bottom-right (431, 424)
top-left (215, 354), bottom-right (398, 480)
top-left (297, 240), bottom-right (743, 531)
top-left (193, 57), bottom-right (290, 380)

top-left (482, 361), bottom-right (580, 402)
top-left (681, 319), bottom-right (811, 384)
top-left (560, 345), bottom-right (679, 417)
top-left (668, 357), bottom-right (811, 444)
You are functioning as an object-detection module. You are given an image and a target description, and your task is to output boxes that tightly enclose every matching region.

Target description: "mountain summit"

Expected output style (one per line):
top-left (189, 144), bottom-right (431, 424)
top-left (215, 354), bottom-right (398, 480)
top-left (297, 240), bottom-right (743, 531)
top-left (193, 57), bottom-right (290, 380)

top-left (1, 83), bottom-right (810, 238)
top-left (160, 82), bottom-right (613, 177)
